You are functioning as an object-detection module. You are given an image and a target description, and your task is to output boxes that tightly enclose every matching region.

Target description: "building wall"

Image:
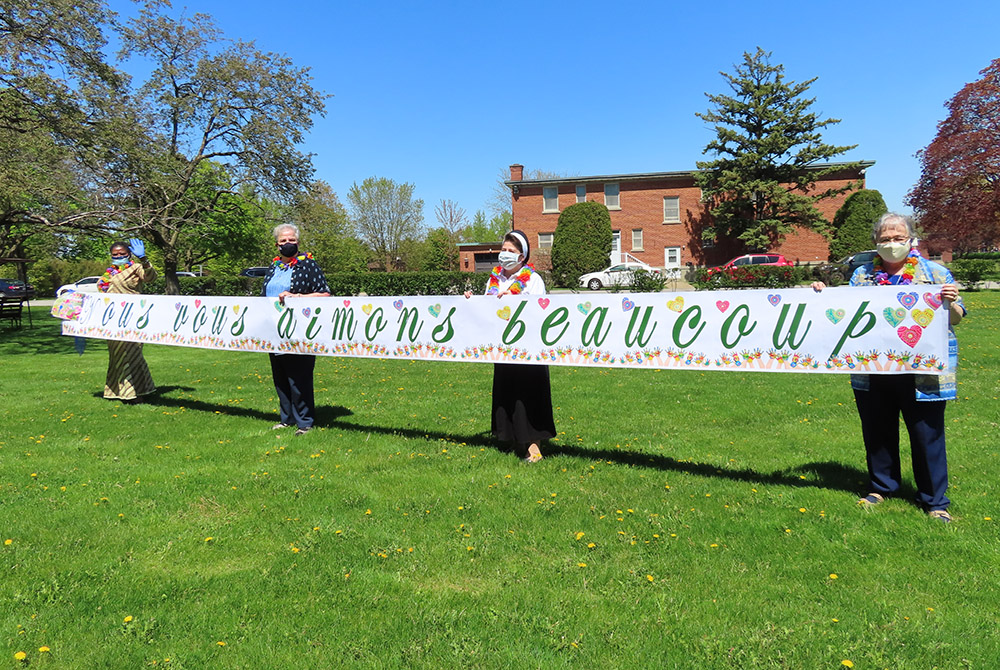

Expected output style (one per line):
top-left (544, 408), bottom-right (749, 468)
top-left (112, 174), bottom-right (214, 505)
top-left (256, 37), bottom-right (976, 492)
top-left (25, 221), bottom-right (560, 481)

top-left (509, 166), bottom-right (866, 270)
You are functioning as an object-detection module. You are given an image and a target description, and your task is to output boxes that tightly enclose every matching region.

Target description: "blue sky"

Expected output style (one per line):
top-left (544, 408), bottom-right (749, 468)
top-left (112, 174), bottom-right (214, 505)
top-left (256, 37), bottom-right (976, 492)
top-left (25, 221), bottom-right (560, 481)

top-left (110, 0), bottom-right (1000, 225)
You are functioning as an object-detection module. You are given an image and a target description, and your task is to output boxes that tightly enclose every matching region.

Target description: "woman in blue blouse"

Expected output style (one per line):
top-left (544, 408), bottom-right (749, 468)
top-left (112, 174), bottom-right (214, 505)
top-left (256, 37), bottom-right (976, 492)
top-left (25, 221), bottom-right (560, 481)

top-left (814, 213), bottom-right (966, 522)
top-left (262, 223), bottom-right (330, 435)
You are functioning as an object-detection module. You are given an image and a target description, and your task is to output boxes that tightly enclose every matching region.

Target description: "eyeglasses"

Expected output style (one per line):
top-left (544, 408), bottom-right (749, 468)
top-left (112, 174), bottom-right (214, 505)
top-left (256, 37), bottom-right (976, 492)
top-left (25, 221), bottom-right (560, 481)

top-left (878, 237), bottom-right (910, 244)
top-left (111, 254), bottom-right (130, 259)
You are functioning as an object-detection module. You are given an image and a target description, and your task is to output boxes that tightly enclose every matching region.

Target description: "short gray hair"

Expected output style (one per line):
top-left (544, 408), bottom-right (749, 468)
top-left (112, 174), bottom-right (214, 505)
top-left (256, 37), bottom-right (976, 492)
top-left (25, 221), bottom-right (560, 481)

top-left (872, 212), bottom-right (917, 243)
top-left (272, 223), bottom-right (300, 240)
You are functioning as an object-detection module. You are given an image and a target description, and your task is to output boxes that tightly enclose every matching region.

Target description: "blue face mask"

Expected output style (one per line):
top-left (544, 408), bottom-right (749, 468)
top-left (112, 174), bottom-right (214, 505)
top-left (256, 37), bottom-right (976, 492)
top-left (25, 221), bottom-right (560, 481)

top-left (112, 257), bottom-right (129, 266)
top-left (498, 251), bottom-right (521, 270)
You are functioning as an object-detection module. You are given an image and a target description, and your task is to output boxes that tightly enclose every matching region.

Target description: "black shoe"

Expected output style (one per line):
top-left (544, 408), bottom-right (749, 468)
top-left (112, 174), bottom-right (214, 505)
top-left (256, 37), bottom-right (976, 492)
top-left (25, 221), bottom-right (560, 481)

top-left (294, 427), bottom-right (312, 436)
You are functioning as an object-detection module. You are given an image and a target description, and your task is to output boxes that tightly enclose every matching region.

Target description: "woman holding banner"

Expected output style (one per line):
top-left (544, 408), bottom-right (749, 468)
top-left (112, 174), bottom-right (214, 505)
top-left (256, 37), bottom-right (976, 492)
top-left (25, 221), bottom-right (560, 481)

top-left (262, 223), bottom-right (331, 435)
top-left (466, 230), bottom-right (555, 462)
top-left (813, 212), bottom-right (965, 522)
top-left (101, 239), bottom-right (157, 403)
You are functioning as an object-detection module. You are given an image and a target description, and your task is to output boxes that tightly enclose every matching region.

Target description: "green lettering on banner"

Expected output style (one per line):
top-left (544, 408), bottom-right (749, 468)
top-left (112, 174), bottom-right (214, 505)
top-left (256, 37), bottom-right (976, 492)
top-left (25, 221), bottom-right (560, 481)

top-left (172, 305), bottom-right (188, 332)
top-left (117, 302), bottom-right (134, 328)
top-left (136, 304), bottom-right (153, 330)
top-left (305, 307), bottom-right (323, 340)
top-left (230, 307), bottom-right (247, 336)
top-left (771, 303), bottom-right (812, 350)
top-left (541, 307), bottom-right (570, 346)
top-left (672, 305), bottom-right (705, 348)
top-left (329, 307), bottom-right (357, 340)
top-left (101, 302), bottom-right (116, 327)
top-left (277, 308), bottom-right (297, 338)
top-left (830, 301), bottom-right (876, 357)
top-left (210, 305), bottom-right (228, 335)
top-left (502, 301), bottom-right (528, 345)
top-left (581, 307), bottom-right (611, 347)
top-left (720, 304), bottom-right (756, 349)
top-left (365, 307), bottom-right (387, 341)
top-left (191, 306), bottom-right (208, 334)
top-left (431, 307), bottom-right (457, 343)
top-left (624, 306), bottom-right (657, 348)
top-left (396, 307), bottom-right (423, 342)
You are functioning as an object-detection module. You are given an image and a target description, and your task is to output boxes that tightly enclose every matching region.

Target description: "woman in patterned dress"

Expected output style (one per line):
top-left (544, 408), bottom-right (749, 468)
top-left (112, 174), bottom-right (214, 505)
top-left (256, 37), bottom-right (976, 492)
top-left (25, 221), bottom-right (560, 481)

top-left (101, 239), bottom-right (156, 403)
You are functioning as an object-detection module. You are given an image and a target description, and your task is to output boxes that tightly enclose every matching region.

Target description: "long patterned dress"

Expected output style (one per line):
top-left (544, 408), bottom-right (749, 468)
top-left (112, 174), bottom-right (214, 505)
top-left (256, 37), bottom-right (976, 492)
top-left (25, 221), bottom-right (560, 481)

top-left (103, 262), bottom-right (156, 400)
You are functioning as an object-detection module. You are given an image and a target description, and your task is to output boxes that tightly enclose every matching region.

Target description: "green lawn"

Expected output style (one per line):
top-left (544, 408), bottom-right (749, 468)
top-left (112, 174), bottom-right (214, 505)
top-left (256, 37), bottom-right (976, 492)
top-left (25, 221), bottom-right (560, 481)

top-left (2, 295), bottom-right (999, 669)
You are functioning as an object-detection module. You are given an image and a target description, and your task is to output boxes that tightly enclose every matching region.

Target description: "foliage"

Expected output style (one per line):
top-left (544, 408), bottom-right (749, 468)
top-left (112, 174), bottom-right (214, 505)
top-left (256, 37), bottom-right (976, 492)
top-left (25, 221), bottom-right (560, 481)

top-left (460, 210), bottom-right (510, 243)
top-left (27, 258), bottom-right (107, 296)
top-left (958, 251), bottom-right (1000, 260)
top-left (324, 271), bottom-right (487, 296)
top-left (948, 259), bottom-right (997, 290)
top-left (347, 177), bottom-right (424, 271)
top-left (613, 268), bottom-right (668, 293)
top-left (423, 228), bottom-right (459, 271)
top-left (550, 202), bottom-right (613, 288)
top-left (908, 57), bottom-right (1000, 253)
top-left (293, 181), bottom-right (369, 274)
top-left (829, 190), bottom-right (887, 260)
top-left (690, 264), bottom-right (799, 290)
top-left (696, 48), bottom-right (859, 251)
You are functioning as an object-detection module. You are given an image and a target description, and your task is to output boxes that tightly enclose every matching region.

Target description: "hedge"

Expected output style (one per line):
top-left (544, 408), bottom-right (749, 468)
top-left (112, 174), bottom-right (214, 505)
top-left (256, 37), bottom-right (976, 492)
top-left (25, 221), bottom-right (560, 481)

top-left (689, 265), bottom-right (803, 290)
top-left (144, 272), bottom-right (489, 297)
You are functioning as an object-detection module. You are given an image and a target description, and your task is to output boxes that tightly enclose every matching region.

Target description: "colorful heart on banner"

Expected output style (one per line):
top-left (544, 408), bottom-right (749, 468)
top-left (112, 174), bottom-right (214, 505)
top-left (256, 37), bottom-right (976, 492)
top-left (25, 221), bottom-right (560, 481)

top-left (911, 308), bottom-right (934, 328)
top-left (767, 294), bottom-right (781, 306)
top-left (232, 304), bottom-right (241, 314)
top-left (883, 307), bottom-right (905, 327)
top-left (923, 292), bottom-right (943, 310)
top-left (273, 301), bottom-right (283, 312)
top-left (343, 300), bottom-right (351, 307)
top-left (428, 304), bottom-right (441, 318)
top-left (825, 308), bottom-right (846, 324)
top-left (175, 302), bottom-right (182, 310)
top-left (302, 308), bottom-right (311, 318)
top-left (537, 298), bottom-right (550, 309)
top-left (666, 297), bottom-right (684, 312)
top-left (120, 300), bottom-right (127, 307)
top-left (622, 297), bottom-right (635, 312)
top-left (577, 302), bottom-right (592, 315)
top-left (362, 304), bottom-right (373, 315)
top-left (104, 297), bottom-right (111, 305)
top-left (194, 299), bottom-right (201, 308)
top-left (898, 325), bottom-right (922, 347)
top-left (211, 306), bottom-right (218, 314)
top-left (140, 299), bottom-right (147, 307)
top-left (716, 300), bottom-right (730, 313)
top-left (497, 306), bottom-right (511, 321)
top-left (897, 292), bottom-right (918, 309)
top-left (393, 300), bottom-right (403, 311)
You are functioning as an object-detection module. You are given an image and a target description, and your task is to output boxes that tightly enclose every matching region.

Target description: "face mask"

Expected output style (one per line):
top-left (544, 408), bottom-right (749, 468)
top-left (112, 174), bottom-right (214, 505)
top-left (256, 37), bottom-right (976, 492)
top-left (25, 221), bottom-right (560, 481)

top-left (278, 242), bottom-right (299, 258)
top-left (498, 251), bottom-right (521, 270)
top-left (877, 241), bottom-right (910, 263)
top-left (111, 257), bottom-right (129, 266)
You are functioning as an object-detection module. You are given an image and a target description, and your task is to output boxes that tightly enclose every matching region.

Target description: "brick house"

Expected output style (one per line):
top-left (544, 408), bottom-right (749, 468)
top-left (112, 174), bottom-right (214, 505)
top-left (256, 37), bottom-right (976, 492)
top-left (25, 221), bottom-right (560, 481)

top-left (495, 161), bottom-right (874, 272)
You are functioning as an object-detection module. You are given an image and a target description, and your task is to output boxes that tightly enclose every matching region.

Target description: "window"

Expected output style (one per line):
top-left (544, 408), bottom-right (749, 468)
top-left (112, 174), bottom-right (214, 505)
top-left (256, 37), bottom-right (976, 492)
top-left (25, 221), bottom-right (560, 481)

top-left (576, 184), bottom-right (586, 203)
top-left (631, 229), bottom-right (643, 251)
top-left (604, 183), bottom-right (620, 209)
top-left (543, 186), bottom-right (558, 213)
top-left (663, 196), bottom-right (680, 223)
top-left (538, 233), bottom-right (553, 249)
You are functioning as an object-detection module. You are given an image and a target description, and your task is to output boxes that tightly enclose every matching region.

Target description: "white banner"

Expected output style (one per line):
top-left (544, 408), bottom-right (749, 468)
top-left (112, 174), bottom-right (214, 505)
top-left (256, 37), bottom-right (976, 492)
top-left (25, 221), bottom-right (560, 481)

top-left (62, 286), bottom-right (952, 374)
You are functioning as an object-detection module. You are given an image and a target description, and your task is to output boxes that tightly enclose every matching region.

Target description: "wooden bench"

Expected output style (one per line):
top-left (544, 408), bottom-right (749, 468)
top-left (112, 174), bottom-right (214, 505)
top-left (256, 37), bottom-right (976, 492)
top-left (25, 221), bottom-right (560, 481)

top-left (0, 297), bottom-right (24, 328)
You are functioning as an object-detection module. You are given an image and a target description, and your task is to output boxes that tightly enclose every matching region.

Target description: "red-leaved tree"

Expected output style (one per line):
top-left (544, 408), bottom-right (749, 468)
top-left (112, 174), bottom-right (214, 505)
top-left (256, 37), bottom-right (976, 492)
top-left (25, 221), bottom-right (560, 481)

top-left (908, 58), bottom-right (1000, 254)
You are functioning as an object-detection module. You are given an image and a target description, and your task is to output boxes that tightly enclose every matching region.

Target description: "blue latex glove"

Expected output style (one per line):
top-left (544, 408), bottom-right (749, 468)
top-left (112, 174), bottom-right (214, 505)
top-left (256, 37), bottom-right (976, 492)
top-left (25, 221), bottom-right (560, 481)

top-left (128, 238), bottom-right (146, 258)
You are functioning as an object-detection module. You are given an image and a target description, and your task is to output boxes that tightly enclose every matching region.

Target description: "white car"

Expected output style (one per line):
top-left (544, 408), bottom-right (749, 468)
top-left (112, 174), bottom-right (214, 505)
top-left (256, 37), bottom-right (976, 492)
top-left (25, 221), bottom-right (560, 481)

top-left (578, 262), bottom-right (661, 290)
top-left (57, 276), bottom-right (103, 296)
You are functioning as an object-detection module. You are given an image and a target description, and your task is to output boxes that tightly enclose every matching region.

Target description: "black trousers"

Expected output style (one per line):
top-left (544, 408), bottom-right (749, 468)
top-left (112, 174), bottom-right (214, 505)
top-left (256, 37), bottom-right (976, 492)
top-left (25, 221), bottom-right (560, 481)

top-left (269, 353), bottom-right (317, 429)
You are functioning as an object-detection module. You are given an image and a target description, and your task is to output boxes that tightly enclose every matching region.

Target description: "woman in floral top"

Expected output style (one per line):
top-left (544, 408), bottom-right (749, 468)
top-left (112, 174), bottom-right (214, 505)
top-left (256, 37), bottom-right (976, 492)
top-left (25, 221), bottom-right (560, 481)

top-left (814, 213), bottom-right (965, 522)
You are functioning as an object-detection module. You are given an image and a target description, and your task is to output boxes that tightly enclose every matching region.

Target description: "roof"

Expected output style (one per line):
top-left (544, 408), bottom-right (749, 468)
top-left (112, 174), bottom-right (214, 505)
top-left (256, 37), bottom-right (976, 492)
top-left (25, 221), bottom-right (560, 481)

top-left (505, 161), bottom-right (876, 187)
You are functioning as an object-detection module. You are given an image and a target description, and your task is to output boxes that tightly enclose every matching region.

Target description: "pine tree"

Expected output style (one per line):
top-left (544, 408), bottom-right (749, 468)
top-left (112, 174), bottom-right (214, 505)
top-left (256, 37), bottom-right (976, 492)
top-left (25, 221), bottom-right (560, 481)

top-left (696, 48), bottom-right (859, 251)
top-left (829, 190), bottom-right (887, 260)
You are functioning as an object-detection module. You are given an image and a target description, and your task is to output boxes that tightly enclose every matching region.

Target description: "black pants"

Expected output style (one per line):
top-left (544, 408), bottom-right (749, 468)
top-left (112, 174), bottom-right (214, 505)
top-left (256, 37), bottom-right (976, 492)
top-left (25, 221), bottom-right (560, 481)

top-left (269, 354), bottom-right (317, 429)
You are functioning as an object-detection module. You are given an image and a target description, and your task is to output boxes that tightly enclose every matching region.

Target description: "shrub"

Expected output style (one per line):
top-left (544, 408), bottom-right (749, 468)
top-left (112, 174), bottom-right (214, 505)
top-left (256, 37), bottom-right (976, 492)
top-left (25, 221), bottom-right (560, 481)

top-left (144, 272), bottom-right (487, 297)
top-left (949, 259), bottom-right (997, 290)
top-left (689, 265), bottom-right (798, 290)
top-left (829, 190), bottom-right (887, 261)
top-left (625, 268), bottom-right (668, 293)
top-left (29, 258), bottom-right (107, 297)
top-left (550, 202), bottom-right (613, 288)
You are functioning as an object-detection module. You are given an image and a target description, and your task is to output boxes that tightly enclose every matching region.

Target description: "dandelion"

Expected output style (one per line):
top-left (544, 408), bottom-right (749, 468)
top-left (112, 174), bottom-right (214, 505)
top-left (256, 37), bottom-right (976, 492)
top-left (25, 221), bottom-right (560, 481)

top-left (14, 651), bottom-right (27, 661)
top-left (842, 661), bottom-right (854, 668)
top-left (577, 562), bottom-right (587, 567)
top-left (217, 641), bottom-right (226, 647)
top-left (830, 574), bottom-right (838, 580)
top-left (39, 646), bottom-right (50, 653)
top-left (204, 537), bottom-right (213, 543)
top-left (575, 532), bottom-right (585, 541)
top-left (587, 543), bottom-right (596, 549)
top-left (646, 575), bottom-right (654, 582)
top-left (124, 615), bottom-right (133, 623)
top-left (799, 508), bottom-right (806, 513)
top-left (4, 539), bottom-right (11, 546)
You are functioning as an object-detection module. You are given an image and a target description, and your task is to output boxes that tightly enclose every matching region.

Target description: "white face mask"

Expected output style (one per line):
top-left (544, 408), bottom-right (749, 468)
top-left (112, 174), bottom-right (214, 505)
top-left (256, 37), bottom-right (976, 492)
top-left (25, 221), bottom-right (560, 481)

top-left (877, 241), bottom-right (911, 263)
top-left (498, 251), bottom-right (522, 270)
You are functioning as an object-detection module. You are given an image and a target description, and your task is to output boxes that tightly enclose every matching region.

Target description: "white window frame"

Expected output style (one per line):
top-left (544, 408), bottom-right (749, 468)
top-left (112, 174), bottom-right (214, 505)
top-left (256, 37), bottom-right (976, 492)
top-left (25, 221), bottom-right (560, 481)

top-left (663, 196), bottom-right (680, 223)
top-left (543, 186), bottom-right (559, 213)
top-left (604, 183), bottom-right (620, 210)
top-left (631, 229), bottom-right (643, 251)
top-left (664, 246), bottom-right (681, 268)
top-left (537, 232), bottom-right (553, 249)
top-left (611, 230), bottom-right (621, 264)
top-left (575, 184), bottom-right (586, 203)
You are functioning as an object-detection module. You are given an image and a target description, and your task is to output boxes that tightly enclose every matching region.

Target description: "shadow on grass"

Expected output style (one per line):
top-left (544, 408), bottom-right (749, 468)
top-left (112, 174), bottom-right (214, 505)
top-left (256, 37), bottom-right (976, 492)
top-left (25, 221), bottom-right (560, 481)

top-left (0, 310), bottom-right (78, 355)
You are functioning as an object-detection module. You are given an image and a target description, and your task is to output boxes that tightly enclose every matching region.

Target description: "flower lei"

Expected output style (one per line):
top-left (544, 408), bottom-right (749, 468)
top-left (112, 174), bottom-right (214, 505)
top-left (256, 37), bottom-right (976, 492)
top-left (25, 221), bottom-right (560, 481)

top-left (98, 260), bottom-right (133, 293)
top-left (872, 250), bottom-right (919, 285)
top-left (272, 252), bottom-right (313, 270)
top-left (487, 264), bottom-right (534, 295)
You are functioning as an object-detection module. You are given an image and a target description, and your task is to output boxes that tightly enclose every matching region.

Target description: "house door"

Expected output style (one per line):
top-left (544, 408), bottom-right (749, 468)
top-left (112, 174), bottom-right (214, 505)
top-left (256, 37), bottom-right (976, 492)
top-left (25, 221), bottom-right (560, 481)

top-left (664, 246), bottom-right (681, 269)
top-left (611, 231), bottom-right (621, 264)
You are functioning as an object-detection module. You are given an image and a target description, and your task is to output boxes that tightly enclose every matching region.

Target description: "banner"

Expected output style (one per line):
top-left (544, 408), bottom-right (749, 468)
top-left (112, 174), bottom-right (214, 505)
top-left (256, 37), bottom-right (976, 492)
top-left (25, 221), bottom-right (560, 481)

top-left (61, 286), bottom-right (952, 374)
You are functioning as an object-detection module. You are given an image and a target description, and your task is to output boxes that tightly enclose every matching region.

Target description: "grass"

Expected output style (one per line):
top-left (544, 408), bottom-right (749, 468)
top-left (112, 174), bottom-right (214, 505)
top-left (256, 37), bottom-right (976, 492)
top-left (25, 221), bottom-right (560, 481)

top-left (2, 294), bottom-right (999, 668)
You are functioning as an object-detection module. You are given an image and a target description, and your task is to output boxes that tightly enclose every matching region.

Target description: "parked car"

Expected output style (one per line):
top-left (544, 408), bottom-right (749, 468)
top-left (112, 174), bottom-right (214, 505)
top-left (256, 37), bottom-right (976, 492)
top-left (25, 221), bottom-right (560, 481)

top-left (239, 267), bottom-right (269, 278)
top-left (0, 278), bottom-right (36, 299)
top-left (176, 271), bottom-right (198, 277)
top-left (706, 254), bottom-right (793, 276)
top-left (813, 250), bottom-right (878, 283)
top-left (579, 262), bottom-right (661, 290)
top-left (57, 276), bottom-right (103, 296)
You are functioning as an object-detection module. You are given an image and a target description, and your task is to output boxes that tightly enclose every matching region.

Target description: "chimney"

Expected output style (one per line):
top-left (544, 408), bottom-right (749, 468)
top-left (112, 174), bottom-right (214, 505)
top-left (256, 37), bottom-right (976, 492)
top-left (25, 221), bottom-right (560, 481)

top-left (509, 164), bottom-right (524, 181)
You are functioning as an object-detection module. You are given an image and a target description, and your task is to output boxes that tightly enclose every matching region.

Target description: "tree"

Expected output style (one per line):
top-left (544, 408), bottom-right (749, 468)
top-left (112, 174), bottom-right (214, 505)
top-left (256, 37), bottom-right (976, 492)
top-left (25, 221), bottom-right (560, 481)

top-left (347, 176), bottom-right (424, 271)
top-left (423, 227), bottom-right (459, 271)
top-left (488, 166), bottom-right (567, 216)
top-left (434, 199), bottom-right (467, 235)
top-left (908, 57), bottom-right (1000, 254)
top-left (105, 3), bottom-right (327, 293)
top-left (696, 48), bottom-right (859, 251)
top-left (829, 190), bottom-right (887, 260)
top-left (460, 210), bottom-right (510, 243)
top-left (293, 180), bottom-right (369, 273)
top-left (550, 202), bottom-right (612, 288)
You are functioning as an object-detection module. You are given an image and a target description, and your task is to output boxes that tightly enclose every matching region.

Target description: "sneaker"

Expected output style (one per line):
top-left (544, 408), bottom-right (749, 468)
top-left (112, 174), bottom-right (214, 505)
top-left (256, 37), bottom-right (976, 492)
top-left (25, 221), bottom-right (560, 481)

top-left (857, 493), bottom-right (885, 506)
top-left (928, 509), bottom-right (952, 523)
top-left (294, 427), bottom-right (312, 436)
top-left (271, 423), bottom-right (292, 430)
